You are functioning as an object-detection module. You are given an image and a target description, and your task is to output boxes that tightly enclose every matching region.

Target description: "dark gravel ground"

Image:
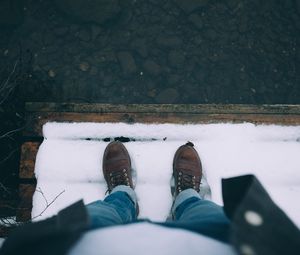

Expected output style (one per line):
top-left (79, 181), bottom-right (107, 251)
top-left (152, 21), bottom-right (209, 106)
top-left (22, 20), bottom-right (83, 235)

top-left (0, 0), bottom-right (299, 215)
top-left (0, 0), bottom-right (299, 104)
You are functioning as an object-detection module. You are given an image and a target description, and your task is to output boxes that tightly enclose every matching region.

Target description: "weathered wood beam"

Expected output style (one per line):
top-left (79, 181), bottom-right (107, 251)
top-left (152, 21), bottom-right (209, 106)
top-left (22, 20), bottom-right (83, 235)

top-left (0, 199), bottom-right (17, 217)
top-left (24, 112), bottom-right (300, 138)
top-left (19, 142), bottom-right (40, 179)
top-left (0, 226), bottom-right (13, 238)
top-left (26, 102), bottom-right (300, 114)
top-left (16, 184), bottom-right (36, 222)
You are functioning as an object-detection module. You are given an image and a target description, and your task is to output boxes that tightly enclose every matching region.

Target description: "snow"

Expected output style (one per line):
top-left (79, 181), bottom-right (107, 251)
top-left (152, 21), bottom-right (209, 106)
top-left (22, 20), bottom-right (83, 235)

top-left (32, 122), bottom-right (300, 227)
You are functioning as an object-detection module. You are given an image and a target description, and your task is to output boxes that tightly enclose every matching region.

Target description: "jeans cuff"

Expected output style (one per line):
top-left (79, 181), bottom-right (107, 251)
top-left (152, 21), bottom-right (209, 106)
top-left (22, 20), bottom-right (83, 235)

top-left (172, 188), bottom-right (201, 214)
top-left (111, 185), bottom-right (137, 207)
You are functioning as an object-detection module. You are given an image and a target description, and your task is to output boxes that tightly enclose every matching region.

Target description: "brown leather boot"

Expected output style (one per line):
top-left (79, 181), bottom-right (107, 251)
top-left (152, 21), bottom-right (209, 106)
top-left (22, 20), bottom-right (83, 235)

top-left (173, 142), bottom-right (202, 196)
top-left (103, 141), bottom-right (133, 193)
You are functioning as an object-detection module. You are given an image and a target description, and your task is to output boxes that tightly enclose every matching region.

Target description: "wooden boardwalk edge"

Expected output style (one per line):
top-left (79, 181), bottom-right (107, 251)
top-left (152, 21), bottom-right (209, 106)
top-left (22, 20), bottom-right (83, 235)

top-left (24, 103), bottom-right (300, 138)
top-left (26, 102), bottom-right (300, 114)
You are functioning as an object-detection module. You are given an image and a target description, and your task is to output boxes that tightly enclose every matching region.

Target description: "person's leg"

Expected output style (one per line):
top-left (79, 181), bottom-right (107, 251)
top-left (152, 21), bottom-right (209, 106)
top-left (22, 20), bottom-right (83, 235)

top-left (164, 142), bottom-right (230, 243)
top-left (86, 141), bottom-right (138, 229)
top-left (86, 185), bottom-right (138, 229)
top-left (169, 188), bottom-right (230, 242)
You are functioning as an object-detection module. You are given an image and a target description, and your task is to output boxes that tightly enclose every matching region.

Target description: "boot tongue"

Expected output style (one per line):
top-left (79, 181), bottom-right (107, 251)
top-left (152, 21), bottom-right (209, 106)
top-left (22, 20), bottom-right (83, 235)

top-left (185, 141), bottom-right (194, 147)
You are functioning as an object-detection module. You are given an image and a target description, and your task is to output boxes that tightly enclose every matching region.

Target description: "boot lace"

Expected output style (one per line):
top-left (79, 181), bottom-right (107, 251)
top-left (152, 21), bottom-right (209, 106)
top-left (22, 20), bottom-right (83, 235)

top-left (177, 170), bottom-right (200, 193)
top-left (107, 169), bottom-right (130, 193)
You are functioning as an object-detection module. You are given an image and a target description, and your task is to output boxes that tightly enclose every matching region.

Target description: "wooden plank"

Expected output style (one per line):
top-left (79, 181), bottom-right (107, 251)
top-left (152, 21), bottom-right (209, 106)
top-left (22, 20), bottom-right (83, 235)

top-left (26, 102), bottom-right (300, 114)
top-left (16, 184), bottom-right (36, 222)
top-left (0, 199), bottom-right (17, 217)
top-left (19, 142), bottom-right (40, 179)
top-left (24, 112), bottom-right (300, 137)
top-left (0, 226), bottom-right (12, 237)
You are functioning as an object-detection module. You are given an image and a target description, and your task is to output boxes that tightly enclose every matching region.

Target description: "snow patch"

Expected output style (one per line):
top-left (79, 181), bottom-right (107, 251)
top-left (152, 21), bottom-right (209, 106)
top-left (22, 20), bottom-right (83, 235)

top-left (32, 122), bottom-right (300, 226)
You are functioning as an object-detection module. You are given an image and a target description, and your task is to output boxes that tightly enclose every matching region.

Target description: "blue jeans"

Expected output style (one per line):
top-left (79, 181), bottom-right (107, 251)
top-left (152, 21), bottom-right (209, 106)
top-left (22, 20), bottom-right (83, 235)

top-left (86, 186), bottom-right (230, 243)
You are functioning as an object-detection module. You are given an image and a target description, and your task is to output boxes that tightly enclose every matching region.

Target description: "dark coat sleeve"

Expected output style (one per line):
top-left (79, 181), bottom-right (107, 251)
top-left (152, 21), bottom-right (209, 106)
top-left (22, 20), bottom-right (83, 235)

top-left (0, 200), bottom-right (89, 255)
top-left (222, 174), bottom-right (300, 255)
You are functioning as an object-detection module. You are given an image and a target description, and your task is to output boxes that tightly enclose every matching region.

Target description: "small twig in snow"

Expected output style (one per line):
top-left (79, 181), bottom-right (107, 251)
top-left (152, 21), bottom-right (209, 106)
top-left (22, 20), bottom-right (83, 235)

top-left (31, 189), bottom-right (65, 220)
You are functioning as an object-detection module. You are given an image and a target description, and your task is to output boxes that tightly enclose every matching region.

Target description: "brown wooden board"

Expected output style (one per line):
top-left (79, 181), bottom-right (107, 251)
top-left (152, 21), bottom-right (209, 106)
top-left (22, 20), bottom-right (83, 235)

top-left (24, 103), bottom-right (300, 138)
top-left (0, 199), bottom-right (17, 217)
top-left (0, 226), bottom-right (13, 237)
top-left (16, 184), bottom-right (36, 222)
top-left (25, 102), bottom-right (300, 114)
top-left (19, 142), bottom-right (41, 179)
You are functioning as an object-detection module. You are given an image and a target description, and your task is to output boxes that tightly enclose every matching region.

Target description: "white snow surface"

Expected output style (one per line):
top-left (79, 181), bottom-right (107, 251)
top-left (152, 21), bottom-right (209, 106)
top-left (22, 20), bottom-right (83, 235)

top-left (32, 122), bottom-right (300, 227)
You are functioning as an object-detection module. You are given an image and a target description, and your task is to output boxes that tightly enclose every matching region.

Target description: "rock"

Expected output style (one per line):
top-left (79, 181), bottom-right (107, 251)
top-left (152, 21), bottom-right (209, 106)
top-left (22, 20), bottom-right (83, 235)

top-left (143, 60), bottom-right (162, 76)
top-left (54, 26), bottom-right (69, 36)
top-left (91, 25), bottom-right (102, 40)
top-left (0, 0), bottom-right (24, 26)
top-left (188, 14), bottom-right (204, 30)
top-left (226, 0), bottom-right (240, 9)
top-left (168, 74), bottom-right (181, 85)
top-left (43, 32), bottom-right (56, 46)
top-left (54, 0), bottom-right (121, 25)
top-left (145, 81), bottom-right (156, 89)
top-left (117, 51), bottom-right (137, 74)
top-left (147, 89), bottom-right (157, 98)
top-left (131, 38), bottom-right (148, 58)
top-left (76, 28), bottom-right (91, 42)
top-left (155, 88), bottom-right (179, 103)
top-left (168, 50), bottom-right (186, 68)
top-left (205, 29), bottom-right (218, 40)
top-left (102, 75), bottom-right (113, 87)
top-left (89, 66), bottom-right (98, 75)
top-left (79, 62), bottom-right (90, 72)
top-left (48, 69), bottom-right (56, 78)
top-left (296, 0), bottom-right (300, 14)
top-left (118, 6), bottom-right (133, 25)
top-left (156, 35), bottom-right (183, 48)
top-left (238, 16), bottom-right (248, 33)
top-left (173, 0), bottom-right (208, 14)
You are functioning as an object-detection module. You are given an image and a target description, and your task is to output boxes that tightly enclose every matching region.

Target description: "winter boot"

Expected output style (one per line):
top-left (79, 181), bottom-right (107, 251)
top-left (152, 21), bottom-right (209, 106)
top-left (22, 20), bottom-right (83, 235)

top-left (173, 142), bottom-right (202, 197)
